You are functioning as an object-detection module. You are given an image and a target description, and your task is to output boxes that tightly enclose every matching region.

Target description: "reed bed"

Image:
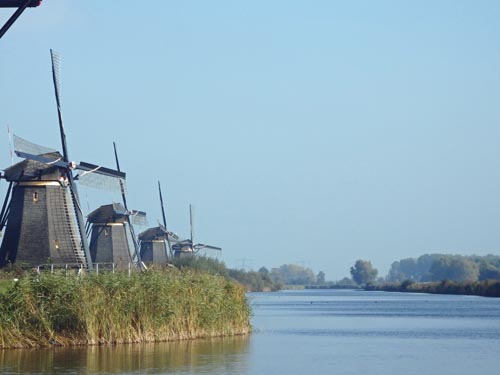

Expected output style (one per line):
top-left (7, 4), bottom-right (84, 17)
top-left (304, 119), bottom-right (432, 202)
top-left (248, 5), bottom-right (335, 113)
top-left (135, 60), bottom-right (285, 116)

top-left (0, 268), bottom-right (251, 349)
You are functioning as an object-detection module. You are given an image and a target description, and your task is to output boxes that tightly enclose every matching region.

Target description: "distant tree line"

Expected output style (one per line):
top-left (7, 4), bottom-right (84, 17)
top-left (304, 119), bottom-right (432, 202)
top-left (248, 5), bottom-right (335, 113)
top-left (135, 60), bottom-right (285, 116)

top-left (263, 264), bottom-right (319, 286)
top-left (366, 279), bottom-right (500, 298)
top-left (341, 255), bottom-right (500, 297)
top-left (171, 257), bottom-right (328, 292)
top-left (386, 254), bottom-right (500, 283)
top-left (171, 256), bottom-right (280, 292)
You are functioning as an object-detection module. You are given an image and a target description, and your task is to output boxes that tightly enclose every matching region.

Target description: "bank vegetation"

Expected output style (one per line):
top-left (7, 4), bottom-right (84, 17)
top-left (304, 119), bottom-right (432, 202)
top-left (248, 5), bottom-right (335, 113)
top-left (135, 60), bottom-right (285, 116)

top-left (365, 279), bottom-right (500, 297)
top-left (0, 268), bottom-right (250, 349)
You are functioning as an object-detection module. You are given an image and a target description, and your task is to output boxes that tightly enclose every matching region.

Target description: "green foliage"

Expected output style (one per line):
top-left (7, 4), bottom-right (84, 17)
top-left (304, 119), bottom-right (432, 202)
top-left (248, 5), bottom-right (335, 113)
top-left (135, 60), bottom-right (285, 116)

top-left (258, 267), bottom-right (270, 276)
top-left (305, 276), bottom-right (359, 289)
top-left (387, 254), bottom-right (445, 282)
top-left (269, 264), bottom-right (317, 285)
top-left (369, 279), bottom-right (500, 298)
top-left (350, 260), bottom-right (378, 285)
top-left (0, 269), bottom-right (251, 349)
top-left (228, 269), bottom-right (280, 292)
top-left (0, 280), bottom-right (11, 294)
top-left (386, 254), bottom-right (500, 283)
top-left (316, 271), bottom-right (326, 285)
top-left (478, 262), bottom-right (500, 280)
top-left (170, 256), bottom-right (281, 292)
top-left (336, 277), bottom-right (358, 287)
top-left (400, 279), bottom-right (415, 291)
top-left (171, 255), bottom-right (228, 277)
top-left (430, 257), bottom-right (479, 283)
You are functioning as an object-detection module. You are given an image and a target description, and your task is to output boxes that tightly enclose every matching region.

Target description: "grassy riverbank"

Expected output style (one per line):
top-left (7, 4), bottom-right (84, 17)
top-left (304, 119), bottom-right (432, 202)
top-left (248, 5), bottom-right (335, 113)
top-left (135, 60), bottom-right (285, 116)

top-left (0, 268), bottom-right (251, 349)
top-left (365, 279), bottom-right (500, 297)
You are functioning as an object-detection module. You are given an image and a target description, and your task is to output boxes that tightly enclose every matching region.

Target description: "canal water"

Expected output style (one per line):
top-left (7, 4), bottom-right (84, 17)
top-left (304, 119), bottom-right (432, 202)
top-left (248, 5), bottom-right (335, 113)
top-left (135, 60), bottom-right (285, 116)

top-left (2, 289), bottom-right (500, 374)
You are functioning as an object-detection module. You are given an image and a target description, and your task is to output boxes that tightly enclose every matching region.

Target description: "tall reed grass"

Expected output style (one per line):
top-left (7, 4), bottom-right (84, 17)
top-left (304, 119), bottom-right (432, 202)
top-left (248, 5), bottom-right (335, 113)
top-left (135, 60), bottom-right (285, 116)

top-left (0, 268), bottom-right (251, 349)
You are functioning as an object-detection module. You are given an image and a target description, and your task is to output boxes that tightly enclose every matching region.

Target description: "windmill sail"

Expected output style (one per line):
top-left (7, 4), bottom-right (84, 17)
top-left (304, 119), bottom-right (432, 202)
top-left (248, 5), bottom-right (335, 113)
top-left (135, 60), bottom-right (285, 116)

top-left (172, 205), bottom-right (222, 258)
top-left (194, 244), bottom-right (222, 252)
top-left (13, 134), bottom-right (126, 193)
top-left (0, 1), bottom-right (42, 41)
top-left (112, 142), bottom-right (144, 266)
top-left (129, 210), bottom-right (148, 227)
top-left (158, 181), bottom-right (173, 258)
top-left (13, 134), bottom-right (57, 156)
top-left (77, 172), bottom-right (125, 194)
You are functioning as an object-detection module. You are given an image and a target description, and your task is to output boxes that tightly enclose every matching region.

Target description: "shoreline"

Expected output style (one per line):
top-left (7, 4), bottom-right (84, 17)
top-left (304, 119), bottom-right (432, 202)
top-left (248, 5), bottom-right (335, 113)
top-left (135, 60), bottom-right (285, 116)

top-left (364, 279), bottom-right (500, 298)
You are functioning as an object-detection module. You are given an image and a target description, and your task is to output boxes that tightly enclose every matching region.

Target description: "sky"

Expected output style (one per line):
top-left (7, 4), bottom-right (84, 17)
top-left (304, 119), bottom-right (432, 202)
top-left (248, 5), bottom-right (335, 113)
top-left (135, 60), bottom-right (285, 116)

top-left (1, 1), bottom-right (500, 279)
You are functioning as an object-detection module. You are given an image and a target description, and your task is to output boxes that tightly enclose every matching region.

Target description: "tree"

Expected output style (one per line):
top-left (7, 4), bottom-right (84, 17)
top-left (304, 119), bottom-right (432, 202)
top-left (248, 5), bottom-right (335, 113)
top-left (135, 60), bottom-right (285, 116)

top-left (479, 262), bottom-right (500, 281)
top-left (269, 264), bottom-right (317, 285)
top-left (270, 268), bottom-right (285, 285)
top-left (316, 271), bottom-right (326, 285)
top-left (257, 266), bottom-right (272, 284)
top-left (385, 254), bottom-right (500, 282)
top-left (258, 267), bottom-right (270, 276)
top-left (336, 277), bottom-right (358, 287)
top-left (429, 257), bottom-right (479, 282)
top-left (387, 260), bottom-right (406, 282)
top-left (350, 260), bottom-right (378, 285)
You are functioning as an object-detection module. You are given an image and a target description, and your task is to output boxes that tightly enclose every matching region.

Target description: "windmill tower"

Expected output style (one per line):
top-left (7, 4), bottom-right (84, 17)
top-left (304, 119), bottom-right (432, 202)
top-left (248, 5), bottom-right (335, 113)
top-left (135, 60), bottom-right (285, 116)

top-left (172, 204), bottom-right (222, 258)
top-left (0, 151), bottom-right (87, 266)
top-left (0, 50), bottom-right (125, 269)
top-left (86, 202), bottom-right (146, 270)
top-left (139, 181), bottom-right (178, 264)
top-left (138, 224), bottom-right (178, 264)
top-left (0, 136), bottom-right (124, 268)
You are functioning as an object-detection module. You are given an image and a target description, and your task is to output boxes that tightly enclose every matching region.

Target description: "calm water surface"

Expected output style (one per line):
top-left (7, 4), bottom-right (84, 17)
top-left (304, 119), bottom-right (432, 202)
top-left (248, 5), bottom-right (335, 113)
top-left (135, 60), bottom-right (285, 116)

top-left (2, 289), bottom-right (500, 374)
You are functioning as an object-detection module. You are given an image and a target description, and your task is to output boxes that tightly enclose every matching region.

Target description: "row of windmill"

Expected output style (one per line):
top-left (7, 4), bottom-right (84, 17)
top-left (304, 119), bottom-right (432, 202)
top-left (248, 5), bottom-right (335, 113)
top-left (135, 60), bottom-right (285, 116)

top-left (0, 50), bottom-right (221, 271)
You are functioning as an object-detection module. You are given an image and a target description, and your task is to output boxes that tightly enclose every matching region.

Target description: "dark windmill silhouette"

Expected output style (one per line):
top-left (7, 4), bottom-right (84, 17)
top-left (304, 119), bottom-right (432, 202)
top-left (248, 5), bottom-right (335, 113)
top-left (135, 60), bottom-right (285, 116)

top-left (86, 202), bottom-right (147, 270)
top-left (85, 142), bottom-right (148, 269)
top-left (112, 142), bottom-right (146, 265)
top-left (0, 0), bottom-right (42, 40)
top-left (139, 181), bottom-right (178, 264)
top-left (0, 50), bottom-right (125, 269)
top-left (172, 204), bottom-right (222, 258)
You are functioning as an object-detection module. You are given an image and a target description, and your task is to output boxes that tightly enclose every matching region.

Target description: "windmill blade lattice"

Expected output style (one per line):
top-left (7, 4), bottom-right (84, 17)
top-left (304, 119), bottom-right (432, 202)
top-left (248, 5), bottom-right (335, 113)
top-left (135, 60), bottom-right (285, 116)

top-left (77, 170), bottom-right (126, 193)
top-left (51, 50), bottom-right (62, 107)
top-left (13, 134), bottom-right (57, 156)
top-left (129, 210), bottom-right (148, 227)
top-left (193, 244), bottom-right (222, 253)
top-left (14, 134), bottom-right (126, 193)
top-left (15, 151), bottom-right (64, 168)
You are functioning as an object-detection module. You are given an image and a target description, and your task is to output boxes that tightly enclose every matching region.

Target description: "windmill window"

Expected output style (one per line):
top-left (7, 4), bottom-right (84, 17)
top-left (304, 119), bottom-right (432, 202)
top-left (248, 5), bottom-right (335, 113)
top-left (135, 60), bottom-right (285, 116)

top-left (54, 240), bottom-right (60, 250)
top-left (32, 192), bottom-right (38, 202)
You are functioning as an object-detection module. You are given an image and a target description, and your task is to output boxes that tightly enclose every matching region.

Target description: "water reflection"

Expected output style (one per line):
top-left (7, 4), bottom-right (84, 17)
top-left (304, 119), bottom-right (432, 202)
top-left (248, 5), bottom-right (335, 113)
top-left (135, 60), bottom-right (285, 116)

top-left (0, 335), bottom-right (250, 375)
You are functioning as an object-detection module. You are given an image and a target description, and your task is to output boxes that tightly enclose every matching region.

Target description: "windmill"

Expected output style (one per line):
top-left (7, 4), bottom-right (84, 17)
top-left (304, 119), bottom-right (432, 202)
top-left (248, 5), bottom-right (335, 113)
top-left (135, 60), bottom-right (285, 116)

top-left (0, 50), bottom-right (125, 269)
top-left (86, 202), bottom-right (147, 270)
top-left (0, 0), bottom-right (42, 40)
top-left (172, 204), bottom-right (222, 258)
top-left (85, 142), bottom-right (148, 269)
top-left (138, 181), bottom-right (178, 264)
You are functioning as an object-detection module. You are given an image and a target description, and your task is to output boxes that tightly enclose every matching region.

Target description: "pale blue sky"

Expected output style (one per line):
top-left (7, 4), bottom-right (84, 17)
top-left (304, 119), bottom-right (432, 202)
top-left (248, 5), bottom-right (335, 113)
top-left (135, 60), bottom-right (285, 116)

top-left (1, 1), bottom-right (500, 279)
